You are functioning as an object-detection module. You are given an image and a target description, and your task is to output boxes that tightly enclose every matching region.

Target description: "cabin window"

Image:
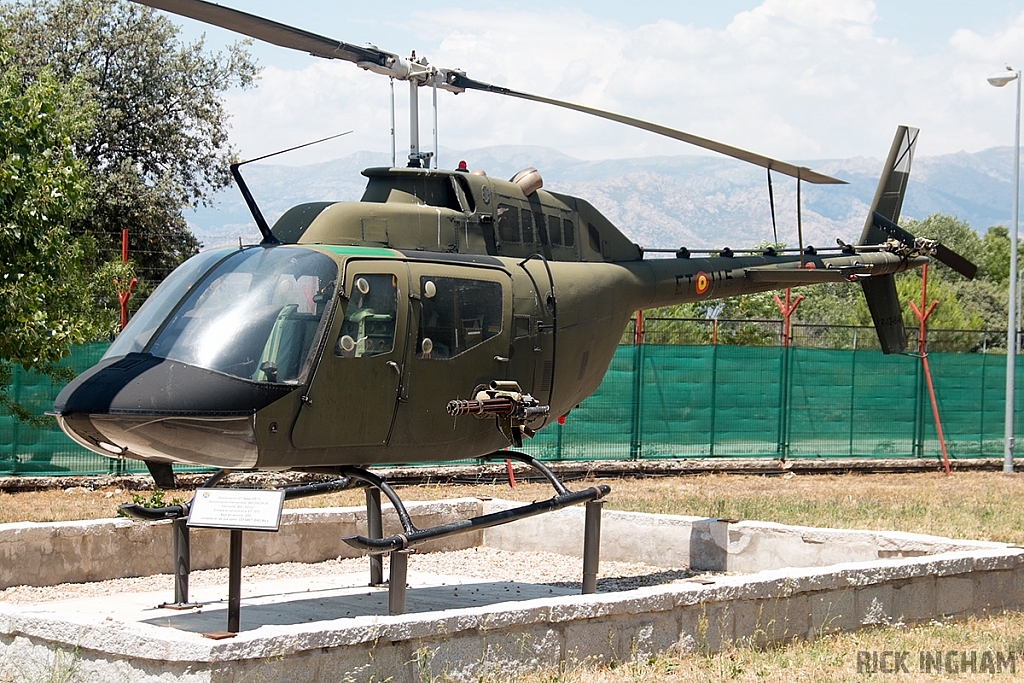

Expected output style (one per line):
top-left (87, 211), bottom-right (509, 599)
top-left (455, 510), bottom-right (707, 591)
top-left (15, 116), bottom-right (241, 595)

top-left (588, 223), bottom-right (602, 254)
top-left (497, 203), bottom-right (520, 243)
top-left (418, 277), bottom-right (502, 359)
top-left (335, 274), bottom-right (398, 358)
top-left (547, 215), bottom-right (559, 245)
top-left (521, 210), bottom-right (534, 243)
top-left (563, 219), bottom-right (575, 247)
top-left (452, 175), bottom-right (476, 213)
top-left (361, 176), bottom-right (462, 211)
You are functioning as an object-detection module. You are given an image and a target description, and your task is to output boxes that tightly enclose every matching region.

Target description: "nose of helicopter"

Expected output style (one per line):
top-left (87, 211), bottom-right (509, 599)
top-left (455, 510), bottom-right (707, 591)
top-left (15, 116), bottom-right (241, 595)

top-left (53, 353), bottom-right (295, 468)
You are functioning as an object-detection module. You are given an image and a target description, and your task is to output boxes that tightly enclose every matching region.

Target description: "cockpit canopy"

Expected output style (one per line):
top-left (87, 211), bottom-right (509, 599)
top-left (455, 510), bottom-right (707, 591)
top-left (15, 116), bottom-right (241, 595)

top-left (104, 247), bottom-right (337, 385)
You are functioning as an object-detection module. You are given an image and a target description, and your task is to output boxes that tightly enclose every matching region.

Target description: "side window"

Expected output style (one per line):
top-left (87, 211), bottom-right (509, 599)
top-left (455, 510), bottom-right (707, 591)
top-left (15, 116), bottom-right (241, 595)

top-left (563, 219), bottom-right (575, 247)
top-left (550, 216), bottom-right (562, 246)
top-left (335, 273), bottom-right (398, 358)
top-left (418, 277), bottom-right (502, 359)
top-left (497, 203), bottom-right (519, 243)
top-left (521, 210), bottom-right (534, 244)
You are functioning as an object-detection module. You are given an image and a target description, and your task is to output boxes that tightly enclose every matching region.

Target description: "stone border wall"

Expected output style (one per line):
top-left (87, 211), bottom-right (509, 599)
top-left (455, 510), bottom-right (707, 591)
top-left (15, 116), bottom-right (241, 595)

top-left (0, 499), bottom-right (484, 588)
top-left (1, 548), bottom-right (1021, 682)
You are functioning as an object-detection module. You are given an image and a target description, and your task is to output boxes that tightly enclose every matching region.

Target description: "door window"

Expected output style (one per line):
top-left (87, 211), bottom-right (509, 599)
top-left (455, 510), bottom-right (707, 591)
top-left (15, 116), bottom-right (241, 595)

top-left (335, 273), bottom-right (398, 358)
top-left (417, 277), bottom-right (502, 359)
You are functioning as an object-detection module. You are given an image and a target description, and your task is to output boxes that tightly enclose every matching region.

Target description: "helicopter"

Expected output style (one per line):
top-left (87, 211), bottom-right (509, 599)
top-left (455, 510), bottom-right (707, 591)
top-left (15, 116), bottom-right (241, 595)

top-left (52, 1), bottom-right (977, 551)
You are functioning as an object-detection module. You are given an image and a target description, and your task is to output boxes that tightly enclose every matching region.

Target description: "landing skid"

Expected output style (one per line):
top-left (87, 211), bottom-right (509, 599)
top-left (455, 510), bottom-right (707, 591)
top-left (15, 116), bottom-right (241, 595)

top-left (337, 452), bottom-right (609, 553)
top-left (119, 454), bottom-right (609, 627)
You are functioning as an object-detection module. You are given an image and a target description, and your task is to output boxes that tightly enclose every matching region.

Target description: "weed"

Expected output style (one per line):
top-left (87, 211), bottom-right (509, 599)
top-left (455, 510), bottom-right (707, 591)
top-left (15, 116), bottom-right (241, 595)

top-left (115, 489), bottom-right (183, 517)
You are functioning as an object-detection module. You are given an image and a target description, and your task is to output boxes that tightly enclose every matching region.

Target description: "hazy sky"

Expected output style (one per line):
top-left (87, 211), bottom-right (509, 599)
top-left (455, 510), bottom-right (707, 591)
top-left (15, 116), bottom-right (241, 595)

top-left (163, 0), bottom-right (1024, 167)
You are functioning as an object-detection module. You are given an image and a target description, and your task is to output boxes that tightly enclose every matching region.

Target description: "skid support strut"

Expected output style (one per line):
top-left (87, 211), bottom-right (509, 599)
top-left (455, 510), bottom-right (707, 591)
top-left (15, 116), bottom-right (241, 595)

top-left (338, 453), bottom-right (608, 613)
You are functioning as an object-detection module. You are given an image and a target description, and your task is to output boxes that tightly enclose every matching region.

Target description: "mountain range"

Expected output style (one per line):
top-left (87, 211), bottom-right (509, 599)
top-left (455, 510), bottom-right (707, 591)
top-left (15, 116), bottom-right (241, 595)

top-left (186, 145), bottom-right (1019, 252)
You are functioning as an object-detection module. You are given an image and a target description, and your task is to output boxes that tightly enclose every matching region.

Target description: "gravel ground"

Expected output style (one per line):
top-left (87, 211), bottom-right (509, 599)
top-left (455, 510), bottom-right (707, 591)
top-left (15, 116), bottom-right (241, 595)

top-left (0, 547), bottom-right (702, 605)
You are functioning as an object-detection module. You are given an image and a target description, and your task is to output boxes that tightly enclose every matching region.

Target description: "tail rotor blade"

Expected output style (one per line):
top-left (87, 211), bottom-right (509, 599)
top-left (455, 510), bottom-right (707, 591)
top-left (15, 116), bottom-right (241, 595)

top-left (871, 212), bottom-right (979, 280)
top-left (934, 244), bottom-right (978, 280)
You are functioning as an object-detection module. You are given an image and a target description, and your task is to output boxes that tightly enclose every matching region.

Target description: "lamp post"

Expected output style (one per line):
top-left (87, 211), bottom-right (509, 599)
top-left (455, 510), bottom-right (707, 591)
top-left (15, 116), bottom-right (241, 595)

top-left (988, 67), bottom-right (1021, 474)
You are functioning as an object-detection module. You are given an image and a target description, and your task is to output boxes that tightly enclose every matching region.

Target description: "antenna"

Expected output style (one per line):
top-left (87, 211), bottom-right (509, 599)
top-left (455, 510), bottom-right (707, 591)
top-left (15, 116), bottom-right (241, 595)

top-left (231, 130), bottom-right (352, 244)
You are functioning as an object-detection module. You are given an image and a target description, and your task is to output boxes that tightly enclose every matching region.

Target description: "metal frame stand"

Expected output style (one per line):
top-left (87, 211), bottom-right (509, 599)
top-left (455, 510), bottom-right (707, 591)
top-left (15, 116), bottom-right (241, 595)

top-left (227, 530), bottom-right (243, 633)
top-left (582, 499), bottom-right (604, 594)
top-left (128, 459), bottom-right (608, 620)
top-left (388, 550), bottom-right (410, 615)
top-left (158, 518), bottom-right (198, 609)
top-left (336, 454), bottom-right (609, 555)
top-left (366, 489), bottom-right (384, 586)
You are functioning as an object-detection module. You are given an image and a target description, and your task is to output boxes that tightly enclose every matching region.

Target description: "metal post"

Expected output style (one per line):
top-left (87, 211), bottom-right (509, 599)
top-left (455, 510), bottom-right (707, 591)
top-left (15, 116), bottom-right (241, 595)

top-left (173, 518), bottom-right (190, 605)
top-left (581, 500), bottom-right (604, 594)
top-left (389, 78), bottom-right (396, 168)
top-left (1007, 71), bottom-right (1021, 474)
top-left (432, 74), bottom-right (438, 169)
top-left (388, 550), bottom-right (410, 615)
top-left (227, 530), bottom-right (243, 633)
top-left (409, 78), bottom-right (419, 165)
top-left (366, 489), bottom-right (384, 586)
top-left (629, 316), bottom-right (645, 460)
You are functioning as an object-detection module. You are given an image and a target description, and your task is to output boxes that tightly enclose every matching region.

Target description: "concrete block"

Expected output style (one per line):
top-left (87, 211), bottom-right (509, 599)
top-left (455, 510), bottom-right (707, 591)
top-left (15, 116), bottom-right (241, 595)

top-left (764, 592), bottom-right (810, 645)
top-left (972, 551), bottom-right (1023, 572)
top-left (809, 587), bottom-right (857, 636)
top-left (731, 600), bottom-right (767, 648)
top-left (677, 602), bottom-right (732, 655)
top-left (935, 576), bottom-right (974, 616)
top-left (687, 519), bottom-right (728, 572)
top-left (892, 577), bottom-right (936, 623)
top-left (857, 583), bottom-right (894, 626)
top-left (973, 570), bottom-right (1016, 613)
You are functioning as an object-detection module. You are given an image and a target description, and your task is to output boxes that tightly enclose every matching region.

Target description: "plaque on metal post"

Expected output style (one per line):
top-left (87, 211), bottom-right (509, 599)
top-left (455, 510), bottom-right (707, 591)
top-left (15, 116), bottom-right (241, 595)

top-left (187, 488), bottom-right (286, 531)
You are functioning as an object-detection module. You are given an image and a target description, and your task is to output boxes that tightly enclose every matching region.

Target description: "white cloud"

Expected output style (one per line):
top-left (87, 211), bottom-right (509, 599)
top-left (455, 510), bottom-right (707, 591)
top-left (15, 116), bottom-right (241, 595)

top-left (220, 0), bottom-right (1024, 167)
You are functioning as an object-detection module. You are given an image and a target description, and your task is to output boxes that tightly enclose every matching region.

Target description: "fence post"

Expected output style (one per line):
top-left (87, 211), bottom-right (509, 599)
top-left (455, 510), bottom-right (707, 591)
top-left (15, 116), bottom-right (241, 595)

top-left (709, 343), bottom-right (719, 457)
top-left (629, 312), bottom-right (644, 460)
top-left (777, 344), bottom-right (788, 459)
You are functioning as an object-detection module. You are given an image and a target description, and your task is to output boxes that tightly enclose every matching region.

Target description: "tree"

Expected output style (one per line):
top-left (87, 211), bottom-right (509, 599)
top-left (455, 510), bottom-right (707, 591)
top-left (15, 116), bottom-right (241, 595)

top-left (0, 0), bottom-right (259, 291)
top-left (0, 44), bottom-right (126, 421)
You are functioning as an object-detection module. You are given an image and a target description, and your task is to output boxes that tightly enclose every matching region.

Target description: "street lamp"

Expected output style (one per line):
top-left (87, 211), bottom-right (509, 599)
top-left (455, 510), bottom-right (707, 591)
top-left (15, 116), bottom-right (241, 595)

top-left (988, 66), bottom-right (1021, 474)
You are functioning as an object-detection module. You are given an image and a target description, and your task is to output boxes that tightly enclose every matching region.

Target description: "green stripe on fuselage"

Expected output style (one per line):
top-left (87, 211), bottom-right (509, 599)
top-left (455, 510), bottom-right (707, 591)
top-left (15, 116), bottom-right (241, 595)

top-left (308, 245), bottom-right (400, 258)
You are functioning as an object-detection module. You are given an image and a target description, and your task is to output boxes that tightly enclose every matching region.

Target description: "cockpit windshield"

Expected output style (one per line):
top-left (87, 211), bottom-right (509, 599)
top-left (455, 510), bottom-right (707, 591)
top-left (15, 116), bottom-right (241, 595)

top-left (106, 247), bottom-right (337, 384)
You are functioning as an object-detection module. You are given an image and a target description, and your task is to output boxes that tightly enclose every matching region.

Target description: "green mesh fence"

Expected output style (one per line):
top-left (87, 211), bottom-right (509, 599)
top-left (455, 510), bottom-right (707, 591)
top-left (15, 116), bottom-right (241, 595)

top-left (519, 345), bottom-right (1024, 462)
top-left (0, 343), bottom-right (136, 476)
top-left (2, 341), bottom-right (1021, 476)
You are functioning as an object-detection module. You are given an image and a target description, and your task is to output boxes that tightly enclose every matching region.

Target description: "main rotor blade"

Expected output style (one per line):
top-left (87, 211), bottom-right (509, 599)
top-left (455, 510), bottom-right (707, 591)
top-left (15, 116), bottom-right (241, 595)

top-left (132, 0), bottom-right (392, 67)
top-left (135, 0), bottom-right (846, 184)
top-left (447, 75), bottom-right (846, 185)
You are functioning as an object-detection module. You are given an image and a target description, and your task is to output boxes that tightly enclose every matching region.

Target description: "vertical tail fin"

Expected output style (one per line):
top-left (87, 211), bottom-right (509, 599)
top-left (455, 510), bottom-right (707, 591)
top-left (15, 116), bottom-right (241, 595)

top-left (858, 126), bottom-right (919, 354)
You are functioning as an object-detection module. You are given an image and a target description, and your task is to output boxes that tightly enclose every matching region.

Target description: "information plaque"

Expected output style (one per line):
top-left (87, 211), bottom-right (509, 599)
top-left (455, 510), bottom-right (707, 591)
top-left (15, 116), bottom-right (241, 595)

top-left (187, 489), bottom-right (286, 532)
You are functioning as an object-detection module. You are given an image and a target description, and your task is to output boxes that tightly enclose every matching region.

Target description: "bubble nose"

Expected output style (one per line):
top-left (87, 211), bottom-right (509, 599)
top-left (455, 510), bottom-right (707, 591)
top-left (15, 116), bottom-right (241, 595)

top-left (54, 352), bottom-right (296, 468)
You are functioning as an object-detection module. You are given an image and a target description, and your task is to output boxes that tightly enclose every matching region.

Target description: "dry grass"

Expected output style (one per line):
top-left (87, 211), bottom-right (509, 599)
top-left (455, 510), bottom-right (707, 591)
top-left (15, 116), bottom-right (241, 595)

top-left (503, 611), bottom-right (1024, 682)
top-left (4, 470), bottom-right (1022, 543)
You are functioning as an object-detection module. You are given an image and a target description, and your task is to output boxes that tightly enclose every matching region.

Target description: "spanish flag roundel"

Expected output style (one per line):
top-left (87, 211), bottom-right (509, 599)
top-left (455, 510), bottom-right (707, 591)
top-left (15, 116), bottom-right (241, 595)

top-left (695, 271), bottom-right (710, 295)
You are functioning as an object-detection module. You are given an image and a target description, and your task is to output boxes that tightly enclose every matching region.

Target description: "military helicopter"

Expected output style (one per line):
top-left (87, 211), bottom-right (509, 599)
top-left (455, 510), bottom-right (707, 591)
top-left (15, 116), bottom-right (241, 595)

top-left (53, 1), bottom-right (976, 552)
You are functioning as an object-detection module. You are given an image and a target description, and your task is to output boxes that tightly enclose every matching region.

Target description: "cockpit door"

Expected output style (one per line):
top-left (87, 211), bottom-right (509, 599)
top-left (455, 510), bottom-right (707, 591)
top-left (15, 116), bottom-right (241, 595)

top-left (292, 260), bottom-right (409, 449)
top-left (387, 263), bottom-right (513, 448)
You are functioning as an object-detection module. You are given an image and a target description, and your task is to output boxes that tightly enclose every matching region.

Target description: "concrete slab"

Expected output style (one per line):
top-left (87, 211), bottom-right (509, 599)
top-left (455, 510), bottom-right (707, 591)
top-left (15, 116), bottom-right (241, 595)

top-left (19, 572), bottom-right (578, 637)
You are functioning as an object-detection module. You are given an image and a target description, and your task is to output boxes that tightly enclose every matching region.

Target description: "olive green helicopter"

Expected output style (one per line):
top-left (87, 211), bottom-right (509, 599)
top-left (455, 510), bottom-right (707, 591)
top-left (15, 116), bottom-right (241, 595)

top-left (54, 0), bottom-right (977, 553)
